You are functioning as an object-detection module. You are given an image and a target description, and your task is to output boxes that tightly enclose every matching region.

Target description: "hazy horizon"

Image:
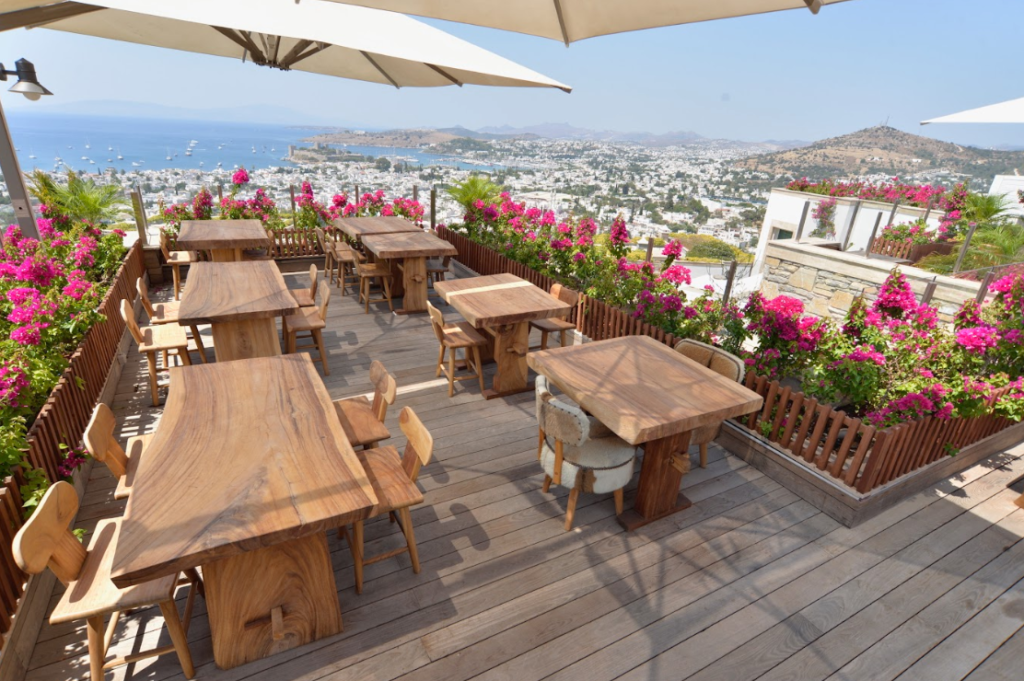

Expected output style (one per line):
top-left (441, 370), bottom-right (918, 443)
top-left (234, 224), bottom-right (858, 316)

top-left (2, 0), bottom-right (1024, 148)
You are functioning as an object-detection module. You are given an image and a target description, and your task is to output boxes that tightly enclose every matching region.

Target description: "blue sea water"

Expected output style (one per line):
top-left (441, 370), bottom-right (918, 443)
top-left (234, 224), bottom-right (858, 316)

top-left (3, 112), bottom-right (498, 173)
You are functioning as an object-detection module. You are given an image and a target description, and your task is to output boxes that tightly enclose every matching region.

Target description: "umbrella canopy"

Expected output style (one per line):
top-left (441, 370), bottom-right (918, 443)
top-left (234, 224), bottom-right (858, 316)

top-left (922, 97), bottom-right (1024, 125)
top-left (319, 0), bottom-right (851, 45)
top-left (0, 0), bottom-right (571, 91)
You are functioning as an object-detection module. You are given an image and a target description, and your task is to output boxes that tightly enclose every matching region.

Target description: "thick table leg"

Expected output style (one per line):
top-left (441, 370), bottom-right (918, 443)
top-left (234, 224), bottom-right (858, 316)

top-left (483, 322), bottom-right (532, 400)
top-left (396, 257), bottom-right (428, 314)
top-left (203, 532), bottom-right (342, 670)
top-left (618, 430), bottom-right (693, 531)
top-left (210, 319), bottom-right (281, 362)
top-left (209, 248), bottom-right (242, 262)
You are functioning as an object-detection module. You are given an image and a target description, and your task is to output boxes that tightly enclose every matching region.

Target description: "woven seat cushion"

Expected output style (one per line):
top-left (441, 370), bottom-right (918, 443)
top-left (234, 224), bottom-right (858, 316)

top-left (540, 437), bottom-right (635, 494)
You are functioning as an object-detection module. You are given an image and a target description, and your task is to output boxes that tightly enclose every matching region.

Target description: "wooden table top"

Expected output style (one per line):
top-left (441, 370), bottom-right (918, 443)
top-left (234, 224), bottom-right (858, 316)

top-left (176, 261), bottom-right (298, 324)
top-left (110, 355), bottom-right (379, 586)
top-left (176, 219), bottom-right (272, 250)
top-left (361, 231), bottom-right (457, 260)
top-left (527, 336), bottom-right (763, 445)
top-left (434, 274), bottom-right (571, 327)
top-left (333, 217), bottom-right (422, 240)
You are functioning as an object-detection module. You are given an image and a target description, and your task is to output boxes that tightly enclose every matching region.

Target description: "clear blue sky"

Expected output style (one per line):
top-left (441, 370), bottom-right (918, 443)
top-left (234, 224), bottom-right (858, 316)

top-left (3, 0), bottom-right (1024, 147)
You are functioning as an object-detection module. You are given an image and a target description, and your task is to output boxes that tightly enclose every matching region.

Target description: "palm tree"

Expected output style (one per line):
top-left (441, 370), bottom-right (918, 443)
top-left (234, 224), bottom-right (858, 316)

top-left (446, 175), bottom-right (504, 210)
top-left (963, 193), bottom-right (1011, 223)
top-left (29, 168), bottom-right (125, 224)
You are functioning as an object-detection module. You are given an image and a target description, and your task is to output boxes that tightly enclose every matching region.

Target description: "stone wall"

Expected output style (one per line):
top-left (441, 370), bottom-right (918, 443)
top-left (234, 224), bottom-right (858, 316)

top-left (761, 240), bottom-right (982, 322)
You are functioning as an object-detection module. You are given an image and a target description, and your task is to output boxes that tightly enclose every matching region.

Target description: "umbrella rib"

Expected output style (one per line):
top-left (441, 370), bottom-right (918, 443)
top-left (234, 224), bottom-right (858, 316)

top-left (552, 0), bottom-right (570, 46)
top-left (213, 26), bottom-right (267, 64)
top-left (278, 39), bottom-right (313, 68)
top-left (281, 43), bottom-right (329, 69)
top-left (426, 64), bottom-right (462, 87)
top-left (0, 2), bottom-right (102, 31)
top-left (360, 51), bottom-right (400, 89)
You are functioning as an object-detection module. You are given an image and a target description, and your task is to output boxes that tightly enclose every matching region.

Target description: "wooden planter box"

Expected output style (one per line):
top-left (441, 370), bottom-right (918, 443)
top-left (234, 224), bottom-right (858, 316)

top-left (909, 241), bottom-right (954, 264)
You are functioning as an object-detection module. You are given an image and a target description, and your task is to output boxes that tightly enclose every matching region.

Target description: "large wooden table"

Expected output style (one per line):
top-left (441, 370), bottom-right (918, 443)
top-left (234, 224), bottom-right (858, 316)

top-left (333, 216), bottom-right (422, 243)
top-left (110, 355), bottom-right (378, 669)
top-left (176, 219), bottom-right (272, 262)
top-left (528, 336), bottom-right (763, 530)
top-left (176, 261), bottom-right (298, 362)
top-left (362, 231), bottom-right (457, 314)
top-left (435, 274), bottom-right (571, 399)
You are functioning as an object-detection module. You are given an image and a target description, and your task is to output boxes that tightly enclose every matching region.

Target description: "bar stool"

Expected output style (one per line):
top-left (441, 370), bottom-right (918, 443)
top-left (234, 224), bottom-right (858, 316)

top-left (83, 403), bottom-right (149, 501)
top-left (136, 276), bottom-right (206, 363)
top-left (120, 299), bottom-right (192, 407)
top-left (332, 360), bottom-right (397, 449)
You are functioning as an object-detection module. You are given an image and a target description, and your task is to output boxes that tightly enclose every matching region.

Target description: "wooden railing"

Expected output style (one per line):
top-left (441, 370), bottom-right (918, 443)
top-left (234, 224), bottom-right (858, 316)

top-left (268, 228), bottom-right (323, 259)
top-left (437, 226), bottom-right (1022, 494)
top-left (741, 374), bottom-right (1015, 493)
top-left (24, 241), bottom-right (144, 483)
top-left (0, 473), bottom-right (26, 650)
top-left (869, 238), bottom-right (913, 260)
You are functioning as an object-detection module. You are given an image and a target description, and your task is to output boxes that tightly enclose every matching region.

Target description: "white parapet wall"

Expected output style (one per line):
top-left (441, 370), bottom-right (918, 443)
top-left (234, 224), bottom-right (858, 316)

top-left (762, 240), bottom-right (981, 322)
top-left (753, 188), bottom-right (944, 273)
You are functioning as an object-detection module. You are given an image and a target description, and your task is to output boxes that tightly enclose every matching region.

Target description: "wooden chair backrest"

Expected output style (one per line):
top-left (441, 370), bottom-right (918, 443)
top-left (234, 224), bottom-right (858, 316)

top-left (12, 481), bottom-right (86, 585)
top-left (83, 403), bottom-right (128, 478)
top-left (674, 339), bottom-right (743, 383)
top-left (426, 302), bottom-right (446, 344)
top-left (307, 264), bottom-right (319, 300)
top-left (398, 407), bottom-right (433, 483)
top-left (550, 283), bottom-right (579, 308)
top-left (368, 360), bottom-right (398, 422)
top-left (120, 298), bottom-right (144, 345)
top-left (136, 276), bottom-right (156, 318)
top-left (318, 285), bottom-right (331, 321)
top-left (314, 227), bottom-right (327, 250)
top-left (159, 230), bottom-right (171, 259)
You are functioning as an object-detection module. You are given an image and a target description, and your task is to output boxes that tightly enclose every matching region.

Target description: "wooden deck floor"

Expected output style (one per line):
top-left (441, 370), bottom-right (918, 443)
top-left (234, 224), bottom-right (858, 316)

top-left (23, 266), bottom-right (1024, 681)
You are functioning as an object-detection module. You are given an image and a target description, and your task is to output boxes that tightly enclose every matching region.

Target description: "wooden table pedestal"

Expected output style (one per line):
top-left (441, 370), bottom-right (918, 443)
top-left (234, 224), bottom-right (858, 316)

top-left (204, 532), bottom-right (342, 669)
top-left (618, 430), bottom-right (694, 531)
top-left (482, 322), bottom-right (533, 399)
top-left (209, 319), bottom-right (282, 362)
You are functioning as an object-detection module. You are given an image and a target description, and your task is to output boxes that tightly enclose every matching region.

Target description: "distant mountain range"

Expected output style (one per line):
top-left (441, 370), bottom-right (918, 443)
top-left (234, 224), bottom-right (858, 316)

top-left (468, 122), bottom-right (807, 149)
top-left (736, 125), bottom-right (1024, 181)
top-left (7, 99), bottom-right (346, 127)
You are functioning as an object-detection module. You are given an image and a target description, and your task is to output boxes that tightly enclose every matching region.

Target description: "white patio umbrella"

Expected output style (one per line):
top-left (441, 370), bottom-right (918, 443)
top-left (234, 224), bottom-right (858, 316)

top-left (922, 97), bottom-right (1024, 125)
top-left (0, 0), bottom-right (571, 91)
top-left (318, 0), bottom-right (852, 45)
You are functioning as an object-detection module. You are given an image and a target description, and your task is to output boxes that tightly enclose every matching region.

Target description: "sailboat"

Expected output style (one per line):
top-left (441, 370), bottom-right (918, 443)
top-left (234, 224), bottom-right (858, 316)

top-left (107, 145), bottom-right (113, 152)
top-left (166, 148), bottom-right (172, 161)
top-left (116, 148), bottom-right (124, 160)
top-left (84, 139), bottom-right (91, 150)
top-left (28, 150), bottom-right (36, 159)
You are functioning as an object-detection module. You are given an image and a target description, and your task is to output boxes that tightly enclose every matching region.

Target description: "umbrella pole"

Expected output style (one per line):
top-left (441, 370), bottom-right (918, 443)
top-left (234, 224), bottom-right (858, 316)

top-left (0, 95), bottom-right (38, 239)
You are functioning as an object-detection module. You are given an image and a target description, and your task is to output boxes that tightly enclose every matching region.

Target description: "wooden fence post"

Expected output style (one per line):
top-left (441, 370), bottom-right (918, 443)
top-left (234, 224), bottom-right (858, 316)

top-left (795, 201), bottom-right (810, 242)
top-left (289, 185), bottom-right (297, 226)
top-left (722, 260), bottom-right (739, 305)
top-left (920, 277), bottom-right (938, 306)
top-left (413, 185), bottom-right (419, 202)
top-left (975, 270), bottom-right (996, 303)
top-left (217, 184), bottom-right (223, 202)
top-left (130, 186), bottom-right (148, 246)
top-left (645, 239), bottom-right (655, 262)
top-left (865, 213), bottom-right (884, 259)
top-left (953, 221), bottom-right (979, 274)
top-left (430, 188), bottom-right (437, 230)
top-left (842, 199), bottom-right (861, 251)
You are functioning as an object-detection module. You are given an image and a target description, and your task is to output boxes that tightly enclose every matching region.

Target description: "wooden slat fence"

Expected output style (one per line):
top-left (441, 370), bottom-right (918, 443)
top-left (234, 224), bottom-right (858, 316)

top-left (268, 228), bottom-right (323, 259)
top-left (742, 373), bottom-right (1016, 493)
top-left (438, 227), bottom-right (1022, 495)
top-left (0, 473), bottom-right (26, 650)
top-left (24, 241), bottom-right (144, 483)
top-left (869, 238), bottom-right (913, 260)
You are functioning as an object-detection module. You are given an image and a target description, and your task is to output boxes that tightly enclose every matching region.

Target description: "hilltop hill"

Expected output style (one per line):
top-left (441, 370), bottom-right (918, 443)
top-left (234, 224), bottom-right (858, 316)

top-left (737, 125), bottom-right (1024, 182)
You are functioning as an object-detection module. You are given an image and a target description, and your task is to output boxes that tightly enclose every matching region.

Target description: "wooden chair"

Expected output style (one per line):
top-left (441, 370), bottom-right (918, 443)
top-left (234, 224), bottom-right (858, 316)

top-left (333, 238), bottom-right (364, 294)
top-left (13, 482), bottom-right (199, 680)
top-left (535, 375), bottom-right (636, 530)
top-left (339, 407), bottom-right (433, 594)
top-left (530, 284), bottom-right (578, 350)
top-left (427, 301), bottom-right (486, 397)
top-left (136, 276), bottom-right (206, 363)
top-left (120, 299), bottom-right (192, 407)
top-left (292, 264), bottom-right (319, 308)
top-left (357, 260), bottom-right (394, 313)
top-left (674, 339), bottom-right (745, 468)
top-left (283, 285), bottom-right (330, 374)
top-left (83, 403), bottom-right (149, 501)
top-left (159, 231), bottom-right (198, 301)
top-left (426, 255), bottom-right (451, 286)
top-left (315, 227), bottom-right (341, 285)
top-left (332, 360), bottom-right (397, 449)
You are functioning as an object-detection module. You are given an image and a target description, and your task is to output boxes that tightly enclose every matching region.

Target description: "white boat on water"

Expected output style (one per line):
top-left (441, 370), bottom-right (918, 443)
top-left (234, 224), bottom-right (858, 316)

top-left (166, 148), bottom-right (172, 161)
top-left (80, 156), bottom-right (88, 160)
top-left (132, 161), bottom-right (141, 167)
top-left (184, 149), bottom-right (192, 157)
